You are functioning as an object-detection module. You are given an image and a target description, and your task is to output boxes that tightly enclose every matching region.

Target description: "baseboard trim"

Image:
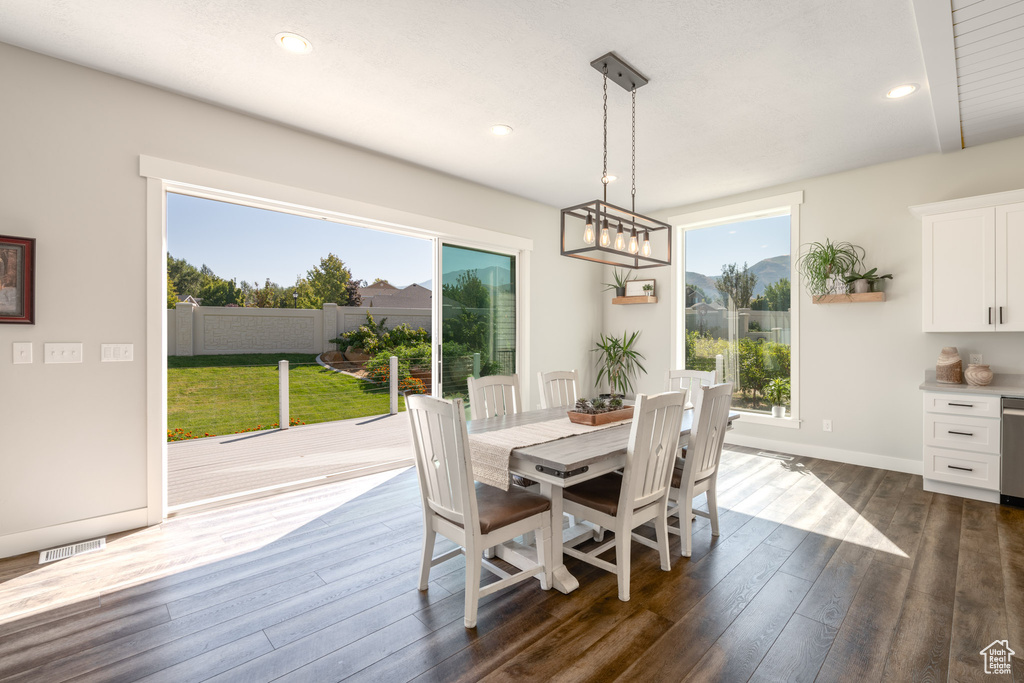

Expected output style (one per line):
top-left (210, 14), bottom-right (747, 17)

top-left (0, 508), bottom-right (150, 560)
top-left (725, 433), bottom-right (923, 476)
top-left (923, 477), bottom-right (999, 504)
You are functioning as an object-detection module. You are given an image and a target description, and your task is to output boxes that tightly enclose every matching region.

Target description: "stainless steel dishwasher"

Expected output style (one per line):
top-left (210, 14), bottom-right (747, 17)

top-left (1002, 397), bottom-right (1024, 507)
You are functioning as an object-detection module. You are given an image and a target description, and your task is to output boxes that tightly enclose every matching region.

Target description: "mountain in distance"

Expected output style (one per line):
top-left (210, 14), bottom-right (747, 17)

top-left (686, 254), bottom-right (790, 299)
top-left (419, 265), bottom-right (513, 293)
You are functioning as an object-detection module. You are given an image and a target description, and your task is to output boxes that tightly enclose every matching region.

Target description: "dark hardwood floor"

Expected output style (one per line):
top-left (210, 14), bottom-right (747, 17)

top-left (1, 446), bottom-right (1022, 682)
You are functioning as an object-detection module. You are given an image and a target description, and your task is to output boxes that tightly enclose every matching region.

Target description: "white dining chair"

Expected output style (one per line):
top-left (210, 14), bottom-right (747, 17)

top-left (537, 369), bottom-right (580, 409)
top-left (405, 393), bottom-right (553, 628)
top-left (466, 374), bottom-right (522, 420)
top-left (665, 368), bottom-right (716, 409)
top-left (561, 391), bottom-right (685, 601)
top-left (667, 382), bottom-right (733, 557)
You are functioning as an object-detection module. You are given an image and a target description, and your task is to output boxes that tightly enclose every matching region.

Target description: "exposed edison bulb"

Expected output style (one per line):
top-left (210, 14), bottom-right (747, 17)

top-left (583, 214), bottom-right (595, 245)
top-left (641, 230), bottom-right (652, 257)
top-left (599, 219), bottom-right (611, 247)
top-left (614, 224), bottom-right (626, 251)
top-left (628, 228), bottom-right (639, 254)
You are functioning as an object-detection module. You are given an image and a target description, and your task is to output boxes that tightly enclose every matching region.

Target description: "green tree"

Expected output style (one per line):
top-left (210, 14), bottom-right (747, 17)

top-left (199, 277), bottom-right (242, 307)
top-left (293, 278), bottom-right (320, 309)
top-left (372, 277), bottom-right (390, 285)
top-left (715, 262), bottom-right (757, 308)
top-left (167, 274), bottom-right (178, 309)
top-left (443, 271), bottom-right (490, 309)
top-left (763, 277), bottom-right (791, 311)
top-left (167, 254), bottom-right (203, 299)
top-left (306, 253), bottom-right (355, 306)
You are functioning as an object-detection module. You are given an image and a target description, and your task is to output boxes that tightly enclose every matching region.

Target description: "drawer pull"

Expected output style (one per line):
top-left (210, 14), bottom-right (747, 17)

top-left (947, 430), bottom-right (974, 436)
top-left (948, 465), bottom-right (974, 472)
top-left (948, 403), bottom-right (975, 408)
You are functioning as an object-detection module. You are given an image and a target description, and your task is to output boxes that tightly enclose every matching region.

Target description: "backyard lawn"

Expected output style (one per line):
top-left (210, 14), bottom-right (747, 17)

top-left (168, 353), bottom-right (397, 439)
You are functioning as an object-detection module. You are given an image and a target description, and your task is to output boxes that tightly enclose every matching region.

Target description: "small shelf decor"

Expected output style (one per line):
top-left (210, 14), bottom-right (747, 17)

top-left (812, 292), bottom-right (885, 304)
top-left (612, 295), bottom-right (658, 304)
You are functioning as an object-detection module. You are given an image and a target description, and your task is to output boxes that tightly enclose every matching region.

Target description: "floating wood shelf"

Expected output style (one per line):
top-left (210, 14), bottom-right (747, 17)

top-left (612, 295), bottom-right (658, 305)
top-left (812, 292), bottom-right (886, 304)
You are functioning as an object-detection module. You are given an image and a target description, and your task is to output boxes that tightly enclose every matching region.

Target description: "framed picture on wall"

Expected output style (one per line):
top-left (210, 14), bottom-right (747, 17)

top-left (625, 278), bottom-right (655, 297)
top-left (0, 235), bottom-right (36, 324)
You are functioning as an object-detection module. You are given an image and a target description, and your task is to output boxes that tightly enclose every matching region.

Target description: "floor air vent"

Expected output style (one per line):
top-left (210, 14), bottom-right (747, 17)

top-left (39, 538), bottom-right (106, 564)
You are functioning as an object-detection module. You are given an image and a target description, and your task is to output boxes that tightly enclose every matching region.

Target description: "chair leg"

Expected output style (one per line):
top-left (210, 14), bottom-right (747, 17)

top-left (418, 526), bottom-right (436, 591)
top-left (681, 505), bottom-right (693, 558)
top-left (521, 530), bottom-right (536, 547)
top-left (655, 510), bottom-right (671, 572)
top-left (707, 483), bottom-right (720, 537)
top-left (464, 547), bottom-right (482, 629)
top-left (615, 530), bottom-right (631, 601)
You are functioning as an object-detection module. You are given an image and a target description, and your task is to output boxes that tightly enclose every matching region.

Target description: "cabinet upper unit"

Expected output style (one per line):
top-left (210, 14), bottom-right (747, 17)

top-left (913, 190), bottom-right (1024, 333)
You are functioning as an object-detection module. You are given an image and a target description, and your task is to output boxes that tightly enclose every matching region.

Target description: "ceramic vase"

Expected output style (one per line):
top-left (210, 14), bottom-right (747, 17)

top-left (771, 405), bottom-right (785, 418)
top-left (936, 347), bottom-right (962, 384)
top-left (965, 364), bottom-right (994, 387)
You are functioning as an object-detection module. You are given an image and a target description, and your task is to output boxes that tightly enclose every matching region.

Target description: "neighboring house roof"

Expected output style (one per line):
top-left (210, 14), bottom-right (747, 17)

top-left (176, 294), bottom-right (200, 305)
top-left (357, 283), bottom-right (431, 309)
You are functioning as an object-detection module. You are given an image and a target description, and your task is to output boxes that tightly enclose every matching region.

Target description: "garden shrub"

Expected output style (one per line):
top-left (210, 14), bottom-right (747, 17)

top-left (330, 312), bottom-right (429, 354)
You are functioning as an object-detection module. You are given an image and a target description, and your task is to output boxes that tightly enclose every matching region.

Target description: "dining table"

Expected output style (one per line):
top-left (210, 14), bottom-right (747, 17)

top-left (466, 405), bottom-right (740, 594)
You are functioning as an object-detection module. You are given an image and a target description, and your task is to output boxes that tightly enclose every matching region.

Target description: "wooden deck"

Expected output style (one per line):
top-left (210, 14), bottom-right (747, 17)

top-left (168, 414), bottom-right (413, 511)
top-left (2, 445), bottom-right (1022, 681)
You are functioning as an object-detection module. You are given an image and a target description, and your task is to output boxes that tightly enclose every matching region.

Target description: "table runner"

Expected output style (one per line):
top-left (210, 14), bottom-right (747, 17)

top-left (469, 416), bottom-right (630, 490)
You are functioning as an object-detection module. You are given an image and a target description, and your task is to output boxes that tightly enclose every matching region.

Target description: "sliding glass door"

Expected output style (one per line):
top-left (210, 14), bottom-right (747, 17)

top-left (437, 244), bottom-right (517, 406)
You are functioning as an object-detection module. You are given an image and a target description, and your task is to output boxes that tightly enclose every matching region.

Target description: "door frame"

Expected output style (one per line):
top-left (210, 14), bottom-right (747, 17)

top-left (142, 155), bottom-right (532, 521)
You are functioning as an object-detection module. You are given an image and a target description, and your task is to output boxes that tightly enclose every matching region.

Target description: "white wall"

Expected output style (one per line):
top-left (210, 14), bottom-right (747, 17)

top-left (0, 43), bottom-right (602, 557)
top-left (605, 134), bottom-right (1024, 472)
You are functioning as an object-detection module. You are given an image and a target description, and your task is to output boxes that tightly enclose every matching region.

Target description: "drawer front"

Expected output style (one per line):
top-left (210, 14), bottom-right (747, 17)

top-left (924, 413), bottom-right (1001, 454)
top-left (923, 392), bottom-right (1001, 419)
top-left (924, 447), bottom-right (999, 490)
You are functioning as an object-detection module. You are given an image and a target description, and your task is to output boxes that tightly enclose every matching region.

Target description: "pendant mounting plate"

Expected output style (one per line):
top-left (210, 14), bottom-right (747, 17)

top-left (590, 52), bottom-right (649, 91)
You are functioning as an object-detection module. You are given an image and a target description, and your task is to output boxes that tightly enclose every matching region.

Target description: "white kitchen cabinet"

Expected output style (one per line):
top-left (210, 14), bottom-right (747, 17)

top-left (922, 391), bottom-right (1000, 503)
top-left (913, 190), bottom-right (1024, 332)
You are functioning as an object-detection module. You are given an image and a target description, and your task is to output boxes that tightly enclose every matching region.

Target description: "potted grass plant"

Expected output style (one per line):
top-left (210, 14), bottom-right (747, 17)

top-left (593, 330), bottom-right (646, 398)
top-left (603, 268), bottom-right (633, 297)
top-left (795, 239), bottom-right (864, 296)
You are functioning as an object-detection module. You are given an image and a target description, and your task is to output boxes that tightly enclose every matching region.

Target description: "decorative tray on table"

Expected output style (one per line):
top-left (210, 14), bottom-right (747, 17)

top-left (566, 398), bottom-right (634, 426)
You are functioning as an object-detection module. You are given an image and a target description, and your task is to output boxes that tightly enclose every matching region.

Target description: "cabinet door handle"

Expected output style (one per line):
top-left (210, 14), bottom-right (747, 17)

top-left (948, 403), bottom-right (974, 408)
top-left (948, 465), bottom-right (974, 472)
top-left (1000, 306), bottom-right (1004, 324)
top-left (988, 307), bottom-right (993, 324)
top-left (948, 430), bottom-right (974, 436)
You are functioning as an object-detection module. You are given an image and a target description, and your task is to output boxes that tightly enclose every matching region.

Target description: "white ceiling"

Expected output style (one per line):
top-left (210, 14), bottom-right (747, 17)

top-left (0, 1), bottom-right (1001, 211)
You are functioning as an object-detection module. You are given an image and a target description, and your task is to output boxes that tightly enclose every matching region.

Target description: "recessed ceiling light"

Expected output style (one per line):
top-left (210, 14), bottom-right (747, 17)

top-left (276, 32), bottom-right (312, 54)
top-left (490, 124), bottom-right (513, 135)
top-left (602, 174), bottom-right (617, 184)
top-left (886, 84), bottom-right (917, 99)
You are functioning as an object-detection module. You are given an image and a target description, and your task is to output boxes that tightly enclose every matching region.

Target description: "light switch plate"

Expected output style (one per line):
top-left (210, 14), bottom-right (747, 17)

top-left (13, 342), bottom-right (32, 364)
top-left (101, 344), bottom-right (134, 362)
top-left (45, 343), bottom-right (83, 364)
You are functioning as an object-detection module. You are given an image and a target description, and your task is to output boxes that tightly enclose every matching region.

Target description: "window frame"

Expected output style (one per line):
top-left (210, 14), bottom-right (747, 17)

top-left (667, 191), bottom-right (803, 429)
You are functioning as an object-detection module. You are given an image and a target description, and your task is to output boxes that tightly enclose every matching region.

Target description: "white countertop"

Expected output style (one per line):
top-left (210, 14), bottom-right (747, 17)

top-left (920, 370), bottom-right (1024, 397)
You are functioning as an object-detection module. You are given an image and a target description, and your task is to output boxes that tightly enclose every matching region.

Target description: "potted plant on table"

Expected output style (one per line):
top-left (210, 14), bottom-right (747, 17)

top-left (593, 330), bottom-right (647, 398)
top-left (603, 268), bottom-right (633, 297)
top-left (764, 377), bottom-right (790, 418)
top-left (843, 267), bottom-right (893, 294)
top-left (795, 239), bottom-right (864, 296)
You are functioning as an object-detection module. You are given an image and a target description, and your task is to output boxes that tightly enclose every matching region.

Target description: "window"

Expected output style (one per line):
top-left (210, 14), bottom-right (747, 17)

top-left (670, 192), bottom-right (801, 427)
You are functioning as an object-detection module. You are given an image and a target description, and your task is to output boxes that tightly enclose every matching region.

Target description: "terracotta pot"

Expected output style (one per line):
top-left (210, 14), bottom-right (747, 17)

top-left (965, 364), bottom-right (994, 387)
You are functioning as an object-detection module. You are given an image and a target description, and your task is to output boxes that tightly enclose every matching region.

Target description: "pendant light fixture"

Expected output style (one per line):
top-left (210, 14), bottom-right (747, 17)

top-left (560, 52), bottom-right (671, 269)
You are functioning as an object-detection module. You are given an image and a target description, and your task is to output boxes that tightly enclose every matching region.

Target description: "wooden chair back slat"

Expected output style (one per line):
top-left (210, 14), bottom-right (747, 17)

top-left (467, 374), bottom-right (522, 420)
top-left (537, 370), bottom-right (580, 409)
top-left (687, 383), bottom-right (734, 483)
top-left (620, 391), bottom-right (685, 512)
top-left (406, 393), bottom-right (477, 527)
top-left (665, 369), bottom-right (716, 409)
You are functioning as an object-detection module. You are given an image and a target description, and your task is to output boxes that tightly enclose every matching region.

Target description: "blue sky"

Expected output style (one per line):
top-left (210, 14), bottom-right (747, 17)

top-left (167, 193), bottom-right (433, 287)
top-left (684, 215), bottom-right (790, 276)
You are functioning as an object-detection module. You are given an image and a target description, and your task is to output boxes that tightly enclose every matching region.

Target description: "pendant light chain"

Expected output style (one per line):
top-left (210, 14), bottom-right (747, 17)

top-left (631, 85), bottom-right (636, 213)
top-left (603, 65), bottom-right (609, 204)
